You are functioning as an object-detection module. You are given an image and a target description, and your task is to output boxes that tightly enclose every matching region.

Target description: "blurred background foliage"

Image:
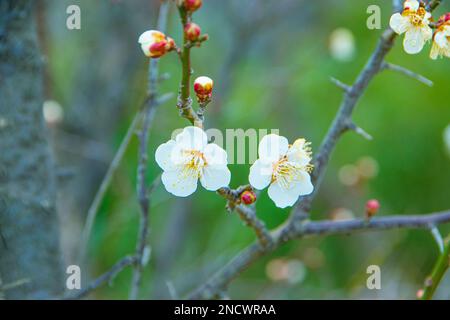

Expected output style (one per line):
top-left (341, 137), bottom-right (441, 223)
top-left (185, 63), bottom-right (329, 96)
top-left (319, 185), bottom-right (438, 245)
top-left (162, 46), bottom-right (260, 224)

top-left (40, 0), bottom-right (450, 299)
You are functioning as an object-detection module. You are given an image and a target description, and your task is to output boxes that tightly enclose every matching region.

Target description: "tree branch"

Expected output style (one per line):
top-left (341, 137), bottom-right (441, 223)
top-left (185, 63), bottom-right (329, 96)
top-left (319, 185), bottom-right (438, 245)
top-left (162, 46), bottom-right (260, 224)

top-left (129, 0), bottom-right (170, 300)
top-left (381, 62), bottom-right (433, 87)
top-left (68, 255), bottom-right (137, 300)
top-left (217, 186), bottom-right (272, 248)
top-left (188, 209), bottom-right (450, 299)
top-left (176, 5), bottom-right (202, 127)
top-left (187, 0), bottom-right (444, 299)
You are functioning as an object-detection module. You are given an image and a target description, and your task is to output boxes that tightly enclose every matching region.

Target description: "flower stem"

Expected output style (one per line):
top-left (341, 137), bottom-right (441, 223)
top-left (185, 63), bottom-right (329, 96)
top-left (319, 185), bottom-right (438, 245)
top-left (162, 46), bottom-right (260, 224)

top-left (421, 235), bottom-right (450, 300)
top-left (176, 6), bottom-right (202, 127)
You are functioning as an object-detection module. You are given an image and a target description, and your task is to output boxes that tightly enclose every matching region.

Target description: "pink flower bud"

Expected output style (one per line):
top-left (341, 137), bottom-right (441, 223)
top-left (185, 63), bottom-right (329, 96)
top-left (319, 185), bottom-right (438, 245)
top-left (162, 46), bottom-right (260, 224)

top-left (416, 289), bottom-right (424, 299)
top-left (241, 190), bottom-right (257, 205)
top-left (138, 30), bottom-right (175, 58)
top-left (365, 199), bottom-right (380, 219)
top-left (184, 22), bottom-right (201, 41)
top-left (183, 0), bottom-right (202, 12)
top-left (194, 76), bottom-right (213, 102)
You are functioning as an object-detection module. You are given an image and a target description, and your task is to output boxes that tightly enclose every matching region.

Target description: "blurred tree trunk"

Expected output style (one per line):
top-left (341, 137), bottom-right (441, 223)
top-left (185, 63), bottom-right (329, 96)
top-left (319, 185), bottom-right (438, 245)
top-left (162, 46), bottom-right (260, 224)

top-left (0, 0), bottom-right (63, 299)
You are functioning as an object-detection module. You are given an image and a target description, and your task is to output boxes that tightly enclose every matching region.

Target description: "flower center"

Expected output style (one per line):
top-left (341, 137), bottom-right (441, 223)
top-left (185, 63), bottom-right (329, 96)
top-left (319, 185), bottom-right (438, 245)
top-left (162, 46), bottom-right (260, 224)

top-left (272, 157), bottom-right (306, 190)
top-left (404, 7), bottom-right (427, 27)
top-left (181, 150), bottom-right (206, 179)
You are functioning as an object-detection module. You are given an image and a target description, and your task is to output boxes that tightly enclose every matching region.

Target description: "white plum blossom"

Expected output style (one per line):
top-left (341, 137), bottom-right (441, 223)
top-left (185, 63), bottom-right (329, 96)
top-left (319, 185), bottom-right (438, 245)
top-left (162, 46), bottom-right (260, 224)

top-left (430, 24), bottom-right (450, 59)
top-left (155, 126), bottom-right (231, 197)
top-left (249, 134), bottom-right (314, 208)
top-left (389, 0), bottom-right (432, 54)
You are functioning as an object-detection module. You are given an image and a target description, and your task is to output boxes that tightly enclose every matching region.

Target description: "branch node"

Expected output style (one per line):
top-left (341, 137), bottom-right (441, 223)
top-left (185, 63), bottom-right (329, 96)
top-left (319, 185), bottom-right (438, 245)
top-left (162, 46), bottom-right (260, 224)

top-left (347, 122), bottom-right (373, 140)
top-left (330, 77), bottom-right (351, 93)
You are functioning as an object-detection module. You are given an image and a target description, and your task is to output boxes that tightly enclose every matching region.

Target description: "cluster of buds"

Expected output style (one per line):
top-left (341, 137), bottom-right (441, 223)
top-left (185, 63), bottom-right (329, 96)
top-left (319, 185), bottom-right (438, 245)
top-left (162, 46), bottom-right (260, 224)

top-left (240, 190), bottom-right (257, 205)
top-left (389, 0), bottom-right (450, 59)
top-left (138, 30), bottom-right (175, 59)
top-left (365, 199), bottom-right (380, 220)
top-left (194, 76), bottom-right (214, 103)
top-left (181, 0), bottom-right (202, 12)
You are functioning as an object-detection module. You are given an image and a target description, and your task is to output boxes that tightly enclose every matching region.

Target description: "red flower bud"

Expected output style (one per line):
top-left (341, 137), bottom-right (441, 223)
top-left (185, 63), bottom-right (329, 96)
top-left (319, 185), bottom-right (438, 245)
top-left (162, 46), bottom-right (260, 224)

top-left (438, 13), bottom-right (450, 25)
top-left (183, 0), bottom-right (202, 12)
top-left (184, 22), bottom-right (201, 41)
top-left (241, 190), bottom-right (257, 205)
top-left (365, 199), bottom-right (380, 219)
top-left (138, 30), bottom-right (175, 58)
top-left (416, 289), bottom-right (424, 299)
top-left (194, 76), bottom-right (213, 102)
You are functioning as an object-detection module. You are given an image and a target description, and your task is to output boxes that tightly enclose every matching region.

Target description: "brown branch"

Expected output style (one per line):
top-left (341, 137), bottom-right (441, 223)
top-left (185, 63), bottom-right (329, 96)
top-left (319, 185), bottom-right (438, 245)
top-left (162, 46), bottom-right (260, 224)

top-left (187, 0), bottom-right (444, 299)
top-left (189, 209), bottom-right (450, 299)
top-left (217, 186), bottom-right (272, 248)
top-left (129, 0), bottom-right (170, 300)
top-left (68, 255), bottom-right (137, 300)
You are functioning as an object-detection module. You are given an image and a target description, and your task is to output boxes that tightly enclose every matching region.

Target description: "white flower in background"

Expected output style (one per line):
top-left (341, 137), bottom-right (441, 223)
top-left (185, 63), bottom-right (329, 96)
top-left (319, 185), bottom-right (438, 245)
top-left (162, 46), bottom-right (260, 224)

top-left (329, 28), bottom-right (355, 62)
top-left (249, 134), bottom-right (314, 208)
top-left (443, 124), bottom-right (450, 156)
top-left (138, 30), bottom-right (175, 58)
top-left (155, 126), bottom-right (231, 197)
top-left (389, 0), bottom-right (432, 54)
top-left (430, 14), bottom-right (450, 59)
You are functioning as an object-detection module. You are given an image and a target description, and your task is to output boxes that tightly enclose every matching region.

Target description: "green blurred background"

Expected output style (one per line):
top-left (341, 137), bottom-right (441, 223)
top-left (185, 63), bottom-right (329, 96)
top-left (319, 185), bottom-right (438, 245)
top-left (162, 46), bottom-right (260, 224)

top-left (41, 0), bottom-right (450, 299)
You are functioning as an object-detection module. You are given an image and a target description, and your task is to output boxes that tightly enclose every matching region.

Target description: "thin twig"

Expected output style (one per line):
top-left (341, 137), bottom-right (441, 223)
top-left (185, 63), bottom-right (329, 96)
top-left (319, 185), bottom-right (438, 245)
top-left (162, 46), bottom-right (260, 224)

top-left (176, 4), bottom-right (202, 127)
top-left (381, 62), bottom-right (433, 87)
top-left (217, 186), bottom-right (272, 247)
top-left (430, 226), bottom-right (445, 253)
top-left (330, 77), bottom-right (351, 92)
top-left (129, 0), bottom-right (170, 300)
top-left (421, 235), bottom-right (450, 300)
top-left (0, 278), bottom-right (30, 292)
top-left (68, 255), bottom-right (137, 300)
top-left (79, 112), bottom-right (141, 262)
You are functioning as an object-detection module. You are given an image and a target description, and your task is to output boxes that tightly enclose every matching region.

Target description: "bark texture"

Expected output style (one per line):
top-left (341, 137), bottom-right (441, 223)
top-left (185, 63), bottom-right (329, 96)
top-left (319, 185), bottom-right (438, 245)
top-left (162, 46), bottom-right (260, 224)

top-left (0, 0), bottom-right (63, 299)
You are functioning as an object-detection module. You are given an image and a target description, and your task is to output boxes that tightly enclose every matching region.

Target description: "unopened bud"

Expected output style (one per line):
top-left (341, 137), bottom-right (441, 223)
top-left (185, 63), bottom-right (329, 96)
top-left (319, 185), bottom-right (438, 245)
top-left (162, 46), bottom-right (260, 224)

top-left (365, 199), bottom-right (380, 219)
top-left (416, 289), bottom-right (424, 299)
top-left (194, 76), bottom-right (213, 102)
top-left (183, 0), bottom-right (202, 12)
top-left (184, 22), bottom-right (201, 41)
top-left (241, 190), bottom-right (257, 205)
top-left (438, 13), bottom-right (450, 25)
top-left (138, 30), bottom-right (175, 58)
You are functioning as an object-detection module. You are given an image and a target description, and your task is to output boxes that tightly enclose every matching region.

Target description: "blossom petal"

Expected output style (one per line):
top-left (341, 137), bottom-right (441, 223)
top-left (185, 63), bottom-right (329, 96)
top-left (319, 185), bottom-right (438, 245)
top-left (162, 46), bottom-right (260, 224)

top-left (200, 165), bottom-right (231, 191)
top-left (203, 143), bottom-right (228, 166)
top-left (389, 13), bottom-right (410, 35)
top-left (267, 182), bottom-right (300, 208)
top-left (403, 27), bottom-right (426, 54)
top-left (268, 172), bottom-right (313, 208)
top-left (287, 138), bottom-right (311, 166)
top-left (258, 134), bottom-right (289, 162)
top-left (161, 169), bottom-right (198, 197)
top-left (155, 140), bottom-right (176, 171)
top-left (296, 171), bottom-right (314, 196)
top-left (430, 42), bottom-right (440, 60)
top-left (434, 28), bottom-right (449, 48)
top-left (249, 159), bottom-right (272, 190)
top-left (404, 0), bottom-right (419, 11)
top-left (175, 126), bottom-right (208, 151)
